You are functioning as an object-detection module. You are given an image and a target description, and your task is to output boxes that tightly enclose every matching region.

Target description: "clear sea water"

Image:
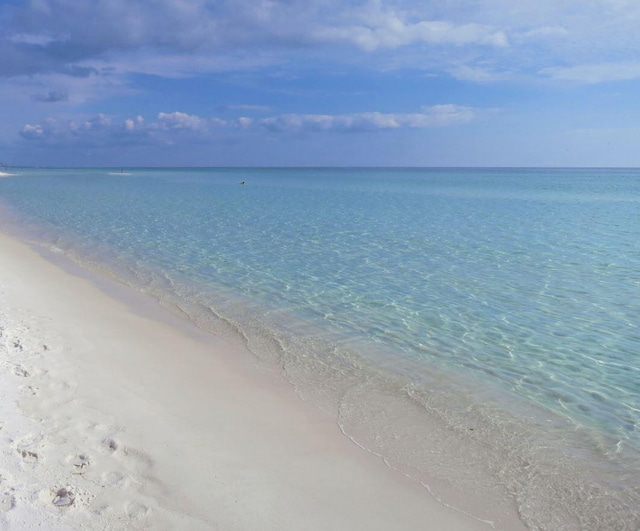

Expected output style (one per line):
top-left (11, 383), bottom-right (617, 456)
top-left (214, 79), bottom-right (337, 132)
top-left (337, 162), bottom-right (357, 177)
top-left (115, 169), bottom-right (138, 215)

top-left (1, 167), bottom-right (639, 529)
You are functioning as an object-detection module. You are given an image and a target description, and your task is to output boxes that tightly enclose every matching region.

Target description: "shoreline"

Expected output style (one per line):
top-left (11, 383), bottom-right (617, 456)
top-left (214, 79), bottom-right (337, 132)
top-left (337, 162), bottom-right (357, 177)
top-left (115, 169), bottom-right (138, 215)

top-left (2, 167), bottom-right (639, 530)
top-left (0, 229), bottom-right (507, 528)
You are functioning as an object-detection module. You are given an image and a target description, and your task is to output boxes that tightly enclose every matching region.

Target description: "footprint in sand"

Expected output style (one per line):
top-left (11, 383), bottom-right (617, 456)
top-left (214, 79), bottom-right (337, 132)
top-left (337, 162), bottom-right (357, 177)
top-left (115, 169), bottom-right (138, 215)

top-left (68, 453), bottom-right (91, 472)
top-left (101, 470), bottom-right (126, 486)
top-left (13, 365), bottom-right (30, 377)
top-left (19, 384), bottom-right (39, 396)
top-left (19, 449), bottom-right (39, 464)
top-left (0, 473), bottom-right (14, 514)
top-left (102, 438), bottom-right (119, 453)
top-left (0, 490), bottom-right (15, 513)
top-left (126, 501), bottom-right (151, 520)
top-left (14, 433), bottom-right (43, 465)
top-left (122, 446), bottom-right (154, 473)
top-left (52, 487), bottom-right (75, 507)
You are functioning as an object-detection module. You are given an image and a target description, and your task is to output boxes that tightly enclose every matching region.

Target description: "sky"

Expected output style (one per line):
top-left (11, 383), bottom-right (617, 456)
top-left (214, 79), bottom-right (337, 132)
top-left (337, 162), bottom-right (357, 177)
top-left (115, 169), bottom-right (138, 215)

top-left (2, 0), bottom-right (640, 167)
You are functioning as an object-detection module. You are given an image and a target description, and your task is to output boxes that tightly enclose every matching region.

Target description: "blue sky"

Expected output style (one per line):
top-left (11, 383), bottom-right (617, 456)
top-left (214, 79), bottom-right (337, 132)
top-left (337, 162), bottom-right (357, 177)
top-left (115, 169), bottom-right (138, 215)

top-left (2, 0), bottom-right (640, 167)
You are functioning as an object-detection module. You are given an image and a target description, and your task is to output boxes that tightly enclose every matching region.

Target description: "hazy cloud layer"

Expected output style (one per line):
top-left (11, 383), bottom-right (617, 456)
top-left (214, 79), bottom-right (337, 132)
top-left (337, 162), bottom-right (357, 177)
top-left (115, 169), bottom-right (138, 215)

top-left (3, 0), bottom-right (640, 84)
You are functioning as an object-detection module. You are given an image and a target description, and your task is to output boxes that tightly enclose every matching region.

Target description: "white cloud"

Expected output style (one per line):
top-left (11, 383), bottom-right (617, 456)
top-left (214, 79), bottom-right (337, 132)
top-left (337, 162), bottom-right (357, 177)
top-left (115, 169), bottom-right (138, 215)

top-left (540, 62), bottom-right (640, 83)
top-left (320, 0), bottom-right (510, 51)
top-left (19, 104), bottom-right (477, 147)
top-left (21, 123), bottom-right (44, 139)
top-left (211, 117), bottom-right (229, 127)
top-left (1, 0), bottom-right (511, 83)
top-left (20, 113), bottom-right (145, 145)
top-left (314, 15), bottom-right (507, 51)
top-left (124, 115), bottom-right (144, 131)
top-left (81, 113), bottom-right (111, 130)
top-left (420, 104), bottom-right (476, 124)
top-left (227, 104), bottom-right (273, 113)
top-left (449, 65), bottom-right (507, 83)
top-left (518, 25), bottom-right (569, 41)
top-left (157, 112), bottom-right (209, 131)
top-left (8, 32), bottom-right (66, 45)
top-left (259, 105), bottom-right (475, 132)
top-left (104, 50), bottom-right (283, 79)
top-left (237, 117), bottom-right (254, 128)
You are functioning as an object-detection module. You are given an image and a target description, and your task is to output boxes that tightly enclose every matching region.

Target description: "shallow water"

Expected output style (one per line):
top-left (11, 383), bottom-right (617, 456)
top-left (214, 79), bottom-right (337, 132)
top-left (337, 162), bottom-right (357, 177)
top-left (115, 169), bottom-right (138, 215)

top-left (1, 167), bottom-right (639, 528)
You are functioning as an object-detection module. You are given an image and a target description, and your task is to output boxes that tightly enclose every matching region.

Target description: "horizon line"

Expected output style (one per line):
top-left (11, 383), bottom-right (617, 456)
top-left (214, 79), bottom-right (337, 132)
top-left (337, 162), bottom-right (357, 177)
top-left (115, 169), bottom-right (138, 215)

top-left (6, 165), bottom-right (640, 170)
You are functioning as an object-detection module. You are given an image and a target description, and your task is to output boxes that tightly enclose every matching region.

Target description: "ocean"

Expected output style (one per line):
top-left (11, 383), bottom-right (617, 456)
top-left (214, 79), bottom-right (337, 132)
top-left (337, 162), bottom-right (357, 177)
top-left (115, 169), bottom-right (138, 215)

top-left (1, 167), bottom-right (639, 528)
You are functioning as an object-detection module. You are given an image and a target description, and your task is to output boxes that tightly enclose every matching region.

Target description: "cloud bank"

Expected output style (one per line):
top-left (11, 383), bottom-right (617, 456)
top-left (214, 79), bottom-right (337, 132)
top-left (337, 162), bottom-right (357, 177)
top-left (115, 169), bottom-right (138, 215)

top-left (20, 105), bottom-right (476, 148)
top-left (259, 105), bottom-right (475, 132)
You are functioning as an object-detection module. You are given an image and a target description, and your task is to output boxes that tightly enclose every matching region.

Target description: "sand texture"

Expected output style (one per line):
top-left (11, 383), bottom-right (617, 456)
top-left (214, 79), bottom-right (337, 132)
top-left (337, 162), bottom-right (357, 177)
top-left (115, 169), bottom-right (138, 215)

top-left (0, 231), bottom-right (515, 530)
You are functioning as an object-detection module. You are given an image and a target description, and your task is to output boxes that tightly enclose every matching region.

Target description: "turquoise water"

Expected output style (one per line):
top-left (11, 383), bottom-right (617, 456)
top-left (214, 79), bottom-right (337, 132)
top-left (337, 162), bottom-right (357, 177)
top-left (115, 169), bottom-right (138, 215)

top-left (1, 167), bottom-right (639, 528)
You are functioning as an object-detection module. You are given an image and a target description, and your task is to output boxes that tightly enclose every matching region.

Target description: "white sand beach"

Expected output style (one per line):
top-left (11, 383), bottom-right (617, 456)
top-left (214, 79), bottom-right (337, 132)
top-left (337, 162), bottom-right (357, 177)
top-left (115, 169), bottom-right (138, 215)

top-left (0, 230), bottom-right (523, 530)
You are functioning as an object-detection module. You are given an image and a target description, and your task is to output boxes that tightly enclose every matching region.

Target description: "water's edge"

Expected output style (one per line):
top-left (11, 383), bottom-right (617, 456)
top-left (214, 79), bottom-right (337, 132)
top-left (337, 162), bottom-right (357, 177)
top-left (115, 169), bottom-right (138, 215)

top-left (1, 197), bottom-right (638, 530)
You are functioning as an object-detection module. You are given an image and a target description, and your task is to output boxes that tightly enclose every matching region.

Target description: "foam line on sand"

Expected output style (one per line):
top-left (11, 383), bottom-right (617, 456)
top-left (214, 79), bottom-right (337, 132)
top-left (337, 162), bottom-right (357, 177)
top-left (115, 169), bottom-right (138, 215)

top-left (0, 230), bottom-right (517, 530)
